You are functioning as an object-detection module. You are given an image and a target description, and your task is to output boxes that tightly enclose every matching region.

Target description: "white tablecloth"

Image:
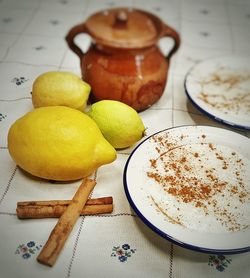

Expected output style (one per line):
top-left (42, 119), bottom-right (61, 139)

top-left (0, 0), bottom-right (249, 277)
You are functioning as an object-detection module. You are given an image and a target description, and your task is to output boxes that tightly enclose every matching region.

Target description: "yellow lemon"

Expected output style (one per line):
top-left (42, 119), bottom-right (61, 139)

top-left (32, 71), bottom-right (91, 110)
top-left (87, 100), bottom-right (145, 149)
top-left (8, 106), bottom-right (116, 181)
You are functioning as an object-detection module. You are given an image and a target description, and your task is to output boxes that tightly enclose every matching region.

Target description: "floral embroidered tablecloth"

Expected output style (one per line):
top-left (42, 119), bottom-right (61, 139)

top-left (0, 0), bottom-right (249, 277)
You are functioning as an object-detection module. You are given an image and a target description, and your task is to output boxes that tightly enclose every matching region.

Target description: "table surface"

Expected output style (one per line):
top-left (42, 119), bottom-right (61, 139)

top-left (0, 0), bottom-right (250, 277)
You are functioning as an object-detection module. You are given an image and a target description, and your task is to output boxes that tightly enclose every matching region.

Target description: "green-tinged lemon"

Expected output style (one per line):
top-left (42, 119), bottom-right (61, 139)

top-left (32, 71), bottom-right (91, 110)
top-left (8, 106), bottom-right (116, 181)
top-left (87, 100), bottom-right (145, 149)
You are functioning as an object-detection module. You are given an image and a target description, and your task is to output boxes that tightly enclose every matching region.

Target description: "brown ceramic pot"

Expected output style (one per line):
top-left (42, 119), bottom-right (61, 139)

top-left (66, 7), bottom-right (180, 111)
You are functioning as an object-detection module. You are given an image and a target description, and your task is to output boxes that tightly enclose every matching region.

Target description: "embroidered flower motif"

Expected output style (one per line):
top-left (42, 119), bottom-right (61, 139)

top-left (21, 246), bottom-right (28, 253)
top-left (11, 77), bottom-right (28, 86)
top-left (111, 244), bottom-right (136, 263)
top-left (106, 2), bottom-right (115, 7)
top-left (119, 256), bottom-right (127, 262)
top-left (27, 241), bottom-right (35, 248)
top-left (2, 17), bottom-right (13, 23)
top-left (15, 241), bottom-right (42, 259)
top-left (50, 19), bottom-right (60, 25)
top-left (153, 7), bottom-right (161, 12)
top-left (122, 244), bottom-right (130, 250)
top-left (59, 0), bottom-right (68, 4)
top-left (22, 253), bottom-right (31, 259)
top-left (34, 46), bottom-right (45, 51)
top-left (0, 113), bottom-right (7, 121)
top-left (200, 9), bottom-right (210, 15)
top-left (200, 31), bottom-right (210, 37)
top-left (208, 254), bottom-right (232, 272)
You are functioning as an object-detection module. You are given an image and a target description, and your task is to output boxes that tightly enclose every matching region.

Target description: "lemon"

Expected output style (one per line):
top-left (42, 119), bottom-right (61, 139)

top-left (32, 71), bottom-right (91, 110)
top-left (8, 106), bottom-right (116, 181)
top-left (87, 100), bottom-right (145, 149)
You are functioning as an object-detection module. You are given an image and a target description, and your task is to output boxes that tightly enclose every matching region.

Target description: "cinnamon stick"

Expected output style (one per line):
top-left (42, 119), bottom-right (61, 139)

top-left (37, 178), bottom-right (96, 266)
top-left (17, 196), bottom-right (113, 207)
top-left (16, 204), bottom-right (113, 219)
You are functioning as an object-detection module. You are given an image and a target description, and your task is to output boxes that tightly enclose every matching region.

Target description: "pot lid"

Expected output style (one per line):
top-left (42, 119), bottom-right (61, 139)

top-left (84, 7), bottom-right (164, 49)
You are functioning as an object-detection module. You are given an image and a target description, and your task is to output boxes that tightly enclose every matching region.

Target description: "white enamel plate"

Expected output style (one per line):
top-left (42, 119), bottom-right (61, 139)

top-left (185, 56), bottom-right (250, 130)
top-left (124, 126), bottom-right (250, 254)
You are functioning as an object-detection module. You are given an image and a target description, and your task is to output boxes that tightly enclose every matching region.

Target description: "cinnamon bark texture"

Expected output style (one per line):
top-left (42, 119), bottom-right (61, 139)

top-left (16, 196), bottom-right (113, 218)
top-left (37, 178), bottom-right (96, 266)
top-left (17, 196), bottom-right (113, 207)
top-left (16, 203), bottom-right (113, 218)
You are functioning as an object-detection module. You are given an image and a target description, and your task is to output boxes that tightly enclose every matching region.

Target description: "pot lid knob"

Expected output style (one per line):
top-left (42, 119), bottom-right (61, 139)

top-left (116, 10), bottom-right (128, 22)
top-left (114, 10), bottom-right (128, 28)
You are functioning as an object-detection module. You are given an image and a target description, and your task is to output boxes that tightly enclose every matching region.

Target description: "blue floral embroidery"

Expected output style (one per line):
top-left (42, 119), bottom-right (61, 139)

top-left (15, 241), bottom-right (42, 259)
top-left (208, 255), bottom-right (232, 272)
top-left (111, 244), bottom-right (136, 263)
top-left (27, 241), bottom-right (35, 248)
top-left (2, 17), bottom-right (13, 23)
top-left (200, 9), bottom-right (210, 15)
top-left (34, 46), bottom-right (45, 51)
top-left (11, 77), bottom-right (28, 86)
top-left (106, 2), bottom-right (115, 7)
top-left (200, 31), bottom-right (210, 37)
top-left (0, 113), bottom-right (7, 121)
top-left (119, 256), bottom-right (127, 262)
top-left (22, 253), bottom-right (31, 259)
top-left (50, 19), bottom-right (60, 25)
top-left (59, 0), bottom-right (68, 4)
top-left (122, 244), bottom-right (130, 250)
top-left (153, 7), bottom-right (161, 12)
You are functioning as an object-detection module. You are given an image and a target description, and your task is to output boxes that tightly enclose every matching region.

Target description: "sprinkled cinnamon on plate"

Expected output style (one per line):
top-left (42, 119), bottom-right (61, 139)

top-left (196, 67), bottom-right (250, 115)
top-left (147, 132), bottom-right (249, 232)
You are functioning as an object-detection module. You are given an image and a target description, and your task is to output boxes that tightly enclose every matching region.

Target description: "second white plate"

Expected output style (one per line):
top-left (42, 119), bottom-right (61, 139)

top-left (184, 56), bottom-right (250, 130)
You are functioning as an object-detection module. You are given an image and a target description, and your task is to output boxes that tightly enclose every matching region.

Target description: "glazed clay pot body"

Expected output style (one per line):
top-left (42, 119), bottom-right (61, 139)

top-left (83, 45), bottom-right (168, 111)
top-left (66, 8), bottom-right (180, 111)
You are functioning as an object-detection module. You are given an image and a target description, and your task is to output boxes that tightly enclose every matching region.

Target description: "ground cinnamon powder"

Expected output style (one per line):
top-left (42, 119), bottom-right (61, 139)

top-left (146, 132), bottom-right (249, 231)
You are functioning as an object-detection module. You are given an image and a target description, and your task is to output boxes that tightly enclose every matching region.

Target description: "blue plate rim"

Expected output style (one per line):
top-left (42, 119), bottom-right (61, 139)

top-left (123, 125), bottom-right (250, 254)
top-left (184, 56), bottom-right (250, 131)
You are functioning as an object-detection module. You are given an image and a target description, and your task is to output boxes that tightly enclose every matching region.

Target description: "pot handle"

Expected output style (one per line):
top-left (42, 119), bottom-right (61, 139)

top-left (161, 24), bottom-right (180, 60)
top-left (65, 23), bottom-right (89, 59)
